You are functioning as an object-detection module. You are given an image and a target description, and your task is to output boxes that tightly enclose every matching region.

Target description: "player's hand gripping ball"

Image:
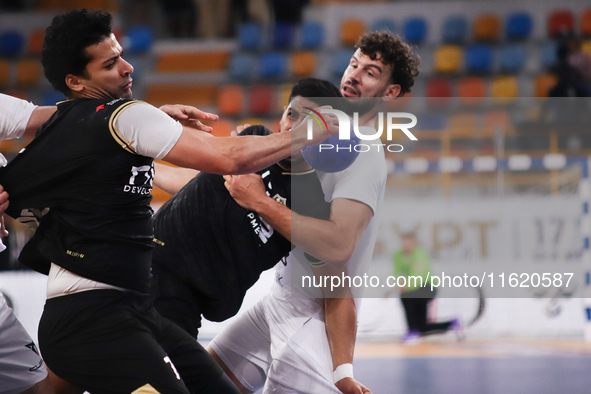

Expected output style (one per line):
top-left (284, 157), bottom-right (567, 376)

top-left (302, 132), bottom-right (360, 173)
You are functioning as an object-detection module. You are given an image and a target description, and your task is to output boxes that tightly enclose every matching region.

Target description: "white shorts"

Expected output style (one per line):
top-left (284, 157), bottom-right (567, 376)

top-left (209, 294), bottom-right (340, 394)
top-left (0, 294), bottom-right (47, 394)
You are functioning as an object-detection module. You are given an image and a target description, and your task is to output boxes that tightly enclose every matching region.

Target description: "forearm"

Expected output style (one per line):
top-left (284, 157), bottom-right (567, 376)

top-left (165, 129), bottom-right (302, 175)
top-left (251, 198), bottom-right (351, 266)
top-left (325, 297), bottom-right (357, 369)
top-left (153, 162), bottom-right (199, 195)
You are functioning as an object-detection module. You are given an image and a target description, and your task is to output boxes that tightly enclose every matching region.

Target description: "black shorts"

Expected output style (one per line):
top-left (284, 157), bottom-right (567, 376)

top-left (38, 290), bottom-right (239, 394)
top-left (151, 267), bottom-right (205, 339)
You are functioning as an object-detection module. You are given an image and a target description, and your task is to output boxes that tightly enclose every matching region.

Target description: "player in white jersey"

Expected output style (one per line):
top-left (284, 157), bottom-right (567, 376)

top-left (209, 31), bottom-right (420, 394)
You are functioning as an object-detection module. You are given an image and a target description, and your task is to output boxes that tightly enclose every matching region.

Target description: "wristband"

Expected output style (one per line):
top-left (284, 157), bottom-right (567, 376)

top-left (333, 363), bottom-right (354, 383)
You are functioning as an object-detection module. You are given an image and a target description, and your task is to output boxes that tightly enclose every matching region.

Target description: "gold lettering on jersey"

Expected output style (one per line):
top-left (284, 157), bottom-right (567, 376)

top-left (66, 250), bottom-right (85, 258)
top-left (272, 194), bottom-right (287, 206)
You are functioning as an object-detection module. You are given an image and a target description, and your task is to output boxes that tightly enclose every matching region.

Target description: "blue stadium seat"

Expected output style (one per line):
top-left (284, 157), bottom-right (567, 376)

top-left (272, 22), bottom-right (294, 49)
top-left (465, 44), bottom-right (494, 74)
top-left (499, 44), bottom-right (526, 73)
top-left (371, 19), bottom-right (396, 33)
top-left (300, 21), bottom-right (324, 49)
top-left (540, 41), bottom-right (558, 69)
top-left (228, 53), bottom-right (256, 80)
top-left (239, 22), bottom-right (263, 50)
top-left (41, 90), bottom-right (66, 106)
top-left (403, 17), bottom-right (427, 44)
top-left (0, 30), bottom-right (25, 56)
top-left (124, 26), bottom-right (153, 53)
top-left (442, 15), bottom-right (468, 44)
top-left (259, 52), bottom-right (288, 78)
top-left (331, 49), bottom-right (354, 77)
top-left (506, 12), bottom-right (533, 40)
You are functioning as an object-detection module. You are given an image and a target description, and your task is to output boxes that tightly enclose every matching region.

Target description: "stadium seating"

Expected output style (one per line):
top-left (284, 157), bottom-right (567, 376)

top-left (259, 52), bottom-right (288, 79)
top-left (300, 21), bottom-right (325, 49)
top-left (465, 44), bottom-right (494, 74)
top-left (217, 85), bottom-right (244, 116)
top-left (434, 45), bottom-right (463, 73)
top-left (291, 51), bottom-right (317, 76)
top-left (125, 26), bottom-right (154, 53)
top-left (16, 59), bottom-right (40, 85)
top-left (458, 76), bottom-right (487, 105)
top-left (0, 30), bottom-right (25, 56)
top-left (442, 15), bottom-right (468, 44)
top-left (331, 48), bottom-right (354, 77)
top-left (491, 75), bottom-right (518, 102)
top-left (473, 13), bottom-right (501, 41)
top-left (548, 10), bottom-right (574, 37)
top-left (248, 84), bottom-right (274, 115)
top-left (228, 53), bottom-right (256, 80)
top-left (506, 12), bottom-right (533, 40)
top-left (272, 23), bottom-right (294, 49)
top-left (499, 44), bottom-right (527, 73)
top-left (239, 22), bottom-right (263, 50)
top-left (534, 73), bottom-right (557, 97)
top-left (403, 17), bottom-right (428, 44)
top-left (340, 18), bottom-right (366, 45)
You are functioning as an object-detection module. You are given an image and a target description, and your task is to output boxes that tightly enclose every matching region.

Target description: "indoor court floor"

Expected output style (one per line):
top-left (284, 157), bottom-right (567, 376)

top-left (352, 338), bottom-right (591, 394)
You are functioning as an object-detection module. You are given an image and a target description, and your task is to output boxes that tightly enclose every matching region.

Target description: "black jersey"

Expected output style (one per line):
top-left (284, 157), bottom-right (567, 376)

top-left (0, 98), bottom-right (156, 293)
top-left (152, 125), bottom-right (330, 322)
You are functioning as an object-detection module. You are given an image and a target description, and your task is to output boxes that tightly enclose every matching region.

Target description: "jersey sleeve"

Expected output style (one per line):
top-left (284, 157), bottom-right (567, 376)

top-left (0, 94), bottom-right (37, 140)
top-left (113, 102), bottom-right (183, 159)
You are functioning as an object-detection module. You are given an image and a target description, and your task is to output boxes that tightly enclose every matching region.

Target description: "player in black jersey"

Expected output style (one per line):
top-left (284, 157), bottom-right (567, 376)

top-left (151, 79), bottom-right (341, 339)
top-left (0, 9), bottom-right (338, 394)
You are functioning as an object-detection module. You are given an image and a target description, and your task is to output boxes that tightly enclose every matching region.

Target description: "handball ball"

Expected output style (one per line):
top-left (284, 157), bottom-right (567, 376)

top-left (302, 133), bottom-right (360, 173)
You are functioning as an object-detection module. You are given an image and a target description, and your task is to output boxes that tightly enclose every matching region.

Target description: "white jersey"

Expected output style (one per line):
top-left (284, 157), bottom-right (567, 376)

top-left (272, 145), bottom-right (387, 302)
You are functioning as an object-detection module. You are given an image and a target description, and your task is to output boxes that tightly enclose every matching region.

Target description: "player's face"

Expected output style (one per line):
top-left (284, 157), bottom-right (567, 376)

top-left (75, 34), bottom-right (134, 99)
top-left (340, 49), bottom-right (400, 99)
top-left (277, 97), bottom-right (317, 169)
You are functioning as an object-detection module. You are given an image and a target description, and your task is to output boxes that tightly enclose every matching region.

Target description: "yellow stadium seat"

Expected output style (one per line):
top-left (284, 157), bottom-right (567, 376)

top-left (340, 19), bottom-right (366, 46)
top-left (291, 51), bottom-right (317, 77)
top-left (582, 40), bottom-right (591, 58)
top-left (433, 45), bottom-right (463, 73)
top-left (534, 74), bottom-right (557, 97)
top-left (491, 76), bottom-right (518, 104)
top-left (16, 59), bottom-right (40, 85)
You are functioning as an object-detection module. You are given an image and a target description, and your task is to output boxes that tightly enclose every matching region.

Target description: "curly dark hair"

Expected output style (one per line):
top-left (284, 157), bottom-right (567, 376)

top-left (355, 30), bottom-right (420, 97)
top-left (42, 9), bottom-right (113, 95)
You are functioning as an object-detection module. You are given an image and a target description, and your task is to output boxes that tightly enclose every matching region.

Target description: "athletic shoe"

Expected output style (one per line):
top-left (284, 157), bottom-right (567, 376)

top-left (450, 318), bottom-right (465, 341)
top-left (400, 330), bottom-right (421, 344)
